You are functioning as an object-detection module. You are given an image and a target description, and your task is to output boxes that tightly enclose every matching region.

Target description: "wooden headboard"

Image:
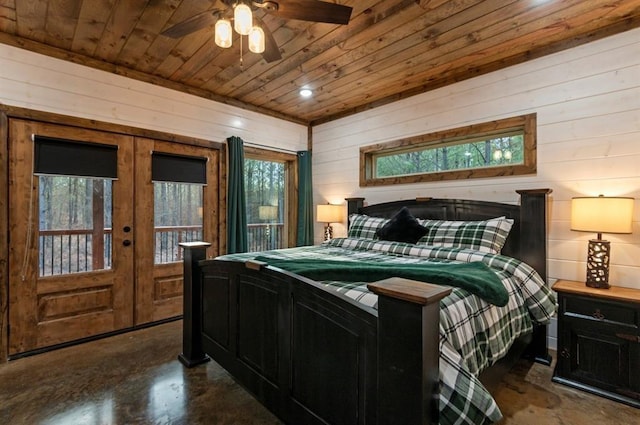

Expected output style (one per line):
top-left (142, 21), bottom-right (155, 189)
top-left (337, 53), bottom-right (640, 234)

top-left (346, 189), bottom-right (552, 283)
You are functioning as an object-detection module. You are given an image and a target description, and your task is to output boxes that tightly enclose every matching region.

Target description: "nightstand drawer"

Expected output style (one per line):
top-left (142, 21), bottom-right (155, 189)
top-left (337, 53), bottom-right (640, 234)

top-left (563, 296), bottom-right (639, 329)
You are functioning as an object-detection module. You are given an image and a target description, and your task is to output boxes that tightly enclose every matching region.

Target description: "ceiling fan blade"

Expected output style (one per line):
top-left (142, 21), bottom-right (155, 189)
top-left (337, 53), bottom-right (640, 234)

top-left (255, 16), bottom-right (282, 63)
top-left (161, 10), bottom-right (221, 38)
top-left (267, 0), bottom-right (352, 25)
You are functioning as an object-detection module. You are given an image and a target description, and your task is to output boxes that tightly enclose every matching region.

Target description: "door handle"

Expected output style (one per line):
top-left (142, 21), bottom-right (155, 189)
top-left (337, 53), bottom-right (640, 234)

top-left (123, 239), bottom-right (132, 247)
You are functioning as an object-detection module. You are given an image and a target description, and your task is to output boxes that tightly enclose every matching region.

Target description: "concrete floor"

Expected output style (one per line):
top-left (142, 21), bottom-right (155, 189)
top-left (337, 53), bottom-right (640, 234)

top-left (494, 356), bottom-right (639, 424)
top-left (0, 320), bottom-right (637, 424)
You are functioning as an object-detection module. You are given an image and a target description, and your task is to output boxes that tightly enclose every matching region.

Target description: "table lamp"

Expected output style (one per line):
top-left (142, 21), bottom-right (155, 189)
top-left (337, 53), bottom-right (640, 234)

top-left (571, 195), bottom-right (634, 289)
top-left (317, 204), bottom-right (344, 241)
top-left (259, 205), bottom-right (278, 238)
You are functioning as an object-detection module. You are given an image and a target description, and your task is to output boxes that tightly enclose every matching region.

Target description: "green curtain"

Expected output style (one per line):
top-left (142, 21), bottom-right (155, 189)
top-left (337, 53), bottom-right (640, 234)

top-left (296, 151), bottom-right (314, 246)
top-left (226, 136), bottom-right (248, 253)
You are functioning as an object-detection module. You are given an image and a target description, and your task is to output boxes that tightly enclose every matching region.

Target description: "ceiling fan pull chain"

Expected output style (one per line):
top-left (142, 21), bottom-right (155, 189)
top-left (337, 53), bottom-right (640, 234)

top-left (240, 35), bottom-right (244, 71)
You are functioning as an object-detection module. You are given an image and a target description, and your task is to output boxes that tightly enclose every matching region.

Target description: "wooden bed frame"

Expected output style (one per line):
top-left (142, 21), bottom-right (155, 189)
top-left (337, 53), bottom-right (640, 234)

top-left (179, 189), bottom-right (552, 425)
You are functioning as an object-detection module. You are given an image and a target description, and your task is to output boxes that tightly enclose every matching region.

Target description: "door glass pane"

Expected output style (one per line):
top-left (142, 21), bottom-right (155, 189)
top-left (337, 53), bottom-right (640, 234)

top-left (154, 182), bottom-right (203, 264)
top-left (38, 176), bottom-right (113, 276)
top-left (245, 158), bottom-right (285, 251)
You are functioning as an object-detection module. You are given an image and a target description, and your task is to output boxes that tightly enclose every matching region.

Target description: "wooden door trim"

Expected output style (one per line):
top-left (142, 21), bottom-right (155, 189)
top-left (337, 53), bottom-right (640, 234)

top-left (0, 111), bottom-right (8, 363)
top-left (0, 105), bottom-right (224, 150)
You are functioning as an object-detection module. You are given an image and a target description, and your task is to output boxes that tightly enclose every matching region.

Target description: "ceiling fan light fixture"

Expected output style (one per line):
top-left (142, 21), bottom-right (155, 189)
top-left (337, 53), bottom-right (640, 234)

top-left (163, 1), bottom-right (352, 65)
top-left (234, 3), bottom-right (253, 35)
top-left (248, 26), bottom-right (265, 54)
top-left (215, 19), bottom-right (233, 48)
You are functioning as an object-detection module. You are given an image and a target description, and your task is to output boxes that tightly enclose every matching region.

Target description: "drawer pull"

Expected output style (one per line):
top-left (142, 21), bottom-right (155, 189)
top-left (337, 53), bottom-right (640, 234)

top-left (616, 333), bottom-right (640, 343)
top-left (560, 348), bottom-right (571, 359)
top-left (592, 309), bottom-right (605, 320)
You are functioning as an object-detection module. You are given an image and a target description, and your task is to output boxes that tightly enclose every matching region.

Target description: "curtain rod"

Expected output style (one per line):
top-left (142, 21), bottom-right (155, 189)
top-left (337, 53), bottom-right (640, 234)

top-left (242, 141), bottom-right (301, 154)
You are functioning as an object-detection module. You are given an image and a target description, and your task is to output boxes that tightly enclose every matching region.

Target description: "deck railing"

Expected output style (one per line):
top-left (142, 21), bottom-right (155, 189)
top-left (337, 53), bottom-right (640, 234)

top-left (38, 228), bottom-right (113, 276)
top-left (38, 223), bottom-right (285, 276)
top-left (154, 225), bottom-right (203, 263)
top-left (248, 223), bottom-right (284, 252)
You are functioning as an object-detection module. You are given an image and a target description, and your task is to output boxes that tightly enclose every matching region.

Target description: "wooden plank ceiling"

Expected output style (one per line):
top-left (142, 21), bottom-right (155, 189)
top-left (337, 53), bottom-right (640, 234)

top-left (0, 0), bottom-right (639, 125)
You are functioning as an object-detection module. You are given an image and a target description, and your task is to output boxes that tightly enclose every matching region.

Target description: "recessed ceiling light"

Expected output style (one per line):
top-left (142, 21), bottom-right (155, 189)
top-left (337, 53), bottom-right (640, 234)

top-left (299, 88), bottom-right (313, 98)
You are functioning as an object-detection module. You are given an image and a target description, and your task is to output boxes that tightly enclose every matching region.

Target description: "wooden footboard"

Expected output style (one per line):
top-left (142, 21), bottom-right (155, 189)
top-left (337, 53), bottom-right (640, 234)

top-left (179, 243), bottom-right (450, 425)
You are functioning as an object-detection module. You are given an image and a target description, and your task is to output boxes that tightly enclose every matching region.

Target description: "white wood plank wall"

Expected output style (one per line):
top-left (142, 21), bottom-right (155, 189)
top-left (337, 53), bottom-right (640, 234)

top-left (313, 27), bottom-right (640, 295)
top-left (0, 44), bottom-right (308, 151)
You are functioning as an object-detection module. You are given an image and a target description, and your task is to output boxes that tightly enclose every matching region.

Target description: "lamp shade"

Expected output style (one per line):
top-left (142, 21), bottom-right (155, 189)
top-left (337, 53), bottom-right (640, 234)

top-left (234, 3), bottom-right (253, 35)
top-left (571, 196), bottom-right (634, 234)
top-left (248, 26), bottom-right (265, 54)
top-left (317, 204), bottom-right (343, 223)
top-left (258, 205), bottom-right (278, 221)
top-left (214, 19), bottom-right (233, 48)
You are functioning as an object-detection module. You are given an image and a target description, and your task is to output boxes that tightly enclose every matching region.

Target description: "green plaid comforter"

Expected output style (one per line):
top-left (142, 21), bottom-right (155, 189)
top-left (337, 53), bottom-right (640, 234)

top-left (219, 237), bottom-right (557, 425)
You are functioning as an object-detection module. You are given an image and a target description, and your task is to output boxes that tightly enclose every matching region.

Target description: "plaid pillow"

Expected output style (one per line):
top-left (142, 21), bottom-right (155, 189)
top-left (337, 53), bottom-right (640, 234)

top-left (417, 216), bottom-right (514, 254)
top-left (347, 214), bottom-right (389, 240)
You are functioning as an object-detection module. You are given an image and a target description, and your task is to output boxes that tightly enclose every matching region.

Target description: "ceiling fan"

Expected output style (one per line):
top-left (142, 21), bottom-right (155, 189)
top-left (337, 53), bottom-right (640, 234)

top-left (161, 0), bottom-right (353, 63)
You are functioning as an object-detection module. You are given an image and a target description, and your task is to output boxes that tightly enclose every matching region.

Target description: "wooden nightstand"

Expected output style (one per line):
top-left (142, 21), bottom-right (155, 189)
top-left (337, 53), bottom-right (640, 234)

top-left (552, 279), bottom-right (640, 408)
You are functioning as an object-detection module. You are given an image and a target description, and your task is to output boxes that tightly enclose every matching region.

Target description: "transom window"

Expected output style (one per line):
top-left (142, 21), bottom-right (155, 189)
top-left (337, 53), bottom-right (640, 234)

top-left (360, 114), bottom-right (536, 186)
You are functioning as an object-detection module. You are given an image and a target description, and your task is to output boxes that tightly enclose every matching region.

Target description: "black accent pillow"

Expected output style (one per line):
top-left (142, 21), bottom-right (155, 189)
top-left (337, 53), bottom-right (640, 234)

top-left (375, 207), bottom-right (427, 244)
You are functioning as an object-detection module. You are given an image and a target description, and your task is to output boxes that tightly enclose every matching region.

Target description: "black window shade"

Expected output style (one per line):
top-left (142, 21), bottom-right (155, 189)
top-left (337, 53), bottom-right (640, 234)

top-left (152, 152), bottom-right (207, 184)
top-left (34, 136), bottom-right (118, 179)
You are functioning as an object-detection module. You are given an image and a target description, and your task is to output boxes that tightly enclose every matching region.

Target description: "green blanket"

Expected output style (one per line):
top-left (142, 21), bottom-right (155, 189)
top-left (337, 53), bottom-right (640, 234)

top-left (253, 256), bottom-right (508, 306)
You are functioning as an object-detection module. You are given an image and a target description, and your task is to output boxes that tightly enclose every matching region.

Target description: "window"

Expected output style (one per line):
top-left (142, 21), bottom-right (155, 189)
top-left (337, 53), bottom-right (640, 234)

top-left (151, 152), bottom-right (207, 264)
top-left (244, 147), bottom-right (297, 251)
top-left (360, 114), bottom-right (536, 186)
top-left (153, 182), bottom-right (203, 264)
top-left (38, 176), bottom-right (113, 276)
top-left (34, 136), bottom-right (118, 276)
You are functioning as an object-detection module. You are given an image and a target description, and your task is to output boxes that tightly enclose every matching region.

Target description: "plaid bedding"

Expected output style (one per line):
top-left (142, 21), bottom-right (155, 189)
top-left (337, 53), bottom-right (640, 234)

top-left (219, 237), bottom-right (557, 425)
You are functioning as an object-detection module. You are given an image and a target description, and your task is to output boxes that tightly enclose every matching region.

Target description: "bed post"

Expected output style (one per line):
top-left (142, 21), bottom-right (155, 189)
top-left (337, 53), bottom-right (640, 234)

top-left (346, 197), bottom-right (365, 216)
top-left (516, 189), bottom-right (553, 366)
top-left (178, 241), bottom-right (212, 368)
top-left (368, 278), bottom-right (452, 425)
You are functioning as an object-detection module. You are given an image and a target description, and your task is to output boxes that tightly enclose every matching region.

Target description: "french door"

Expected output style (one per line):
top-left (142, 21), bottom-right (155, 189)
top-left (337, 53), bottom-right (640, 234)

top-left (8, 120), bottom-right (218, 355)
top-left (133, 138), bottom-right (218, 324)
